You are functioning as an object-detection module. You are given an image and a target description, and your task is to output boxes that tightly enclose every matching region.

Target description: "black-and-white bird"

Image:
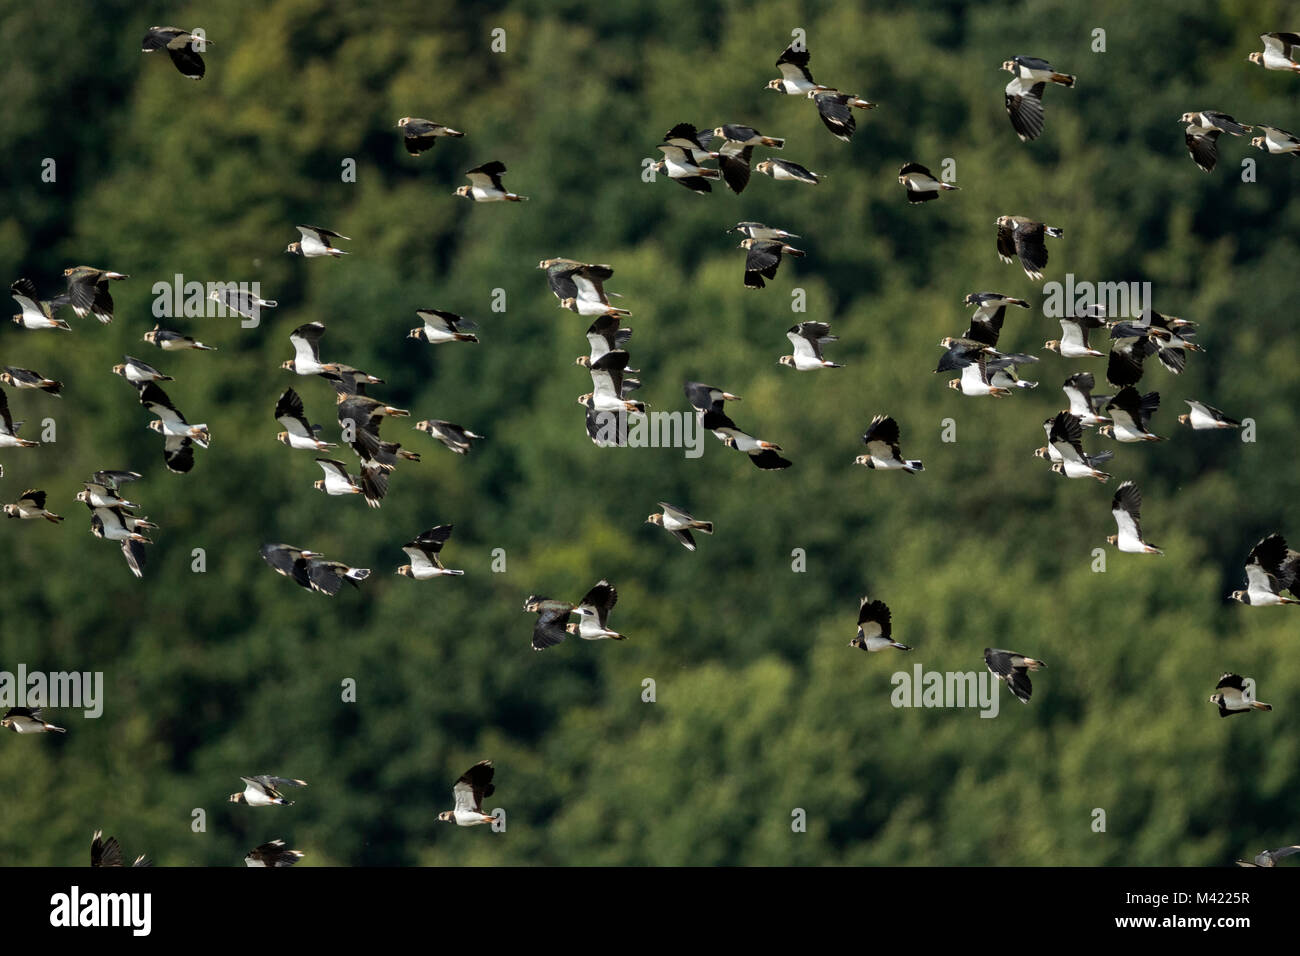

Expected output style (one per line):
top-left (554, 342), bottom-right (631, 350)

top-left (582, 351), bottom-right (645, 413)
top-left (1099, 387), bottom-right (1162, 442)
top-left (314, 458), bottom-right (366, 501)
top-left (654, 142), bottom-right (721, 194)
top-left (728, 222), bottom-right (798, 242)
top-left (996, 216), bottom-right (1062, 280)
top-left (703, 410), bottom-right (792, 469)
top-left (810, 91), bottom-right (875, 142)
top-left (767, 43), bottom-right (828, 95)
top-left (320, 364), bottom-right (384, 398)
top-left (91, 830), bottom-right (150, 867)
top-left (0, 366), bottom-right (60, 397)
top-left (337, 394), bottom-right (418, 476)
top-left (229, 775), bottom-right (308, 807)
top-left (684, 382), bottom-right (741, 415)
top-left (4, 489), bottom-right (63, 523)
top-left (898, 162), bottom-right (958, 203)
top-left (245, 840), bottom-right (304, 867)
top-left (780, 321), bottom-right (841, 370)
top-left (1236, 845), bottom-right (1300, 867)
top-left (0, 390), bottom-right (37, 449)
top-left (396, 116), bottom-right (464, 154)
top-left (661, 123), bottom-right (719, 164)
top-left (984, 648), bottom-right (1047, 703)
top-left (1209, 673), bottom-right (1272, 717)
top-left (141, 26), bottom-right (208, 79)
top-left (714, 124), bottom-right (785, 149)
top-left (275, 388), bottom-right (336, 452)
top-left (397, 525), bottom-right (464, 579)
top-left (282, 322), bottom-right (342, 375)
top-left (741, 237), bottom-right (805, 289)
top-left (1, 707), bottom-right (66, 734)
top-left (1231, 534), bottom-right (1300, 606)
top-left (409, 309), bottom-right (479, 344)
top-left (963, 293), bottom-right (1030, 347)
top-left (305, 556), bottom-right (371, 596)
top-left (537, 259), bottom-right (629, 317)
top-left (143, 325), bottom-right (216, 351)
top-left (286, 224), bottom-right (350, 257)
top-left (577, 315), bottom-right (632, 368)
top-left (1002, 56), bottom-right (1074, 141)
top-left (1178, 400), bottom-right (1240, 430)
top-left (948, 358), bottom-right (1013, 397)
top-left (850, 598), bottom-right (911, 652)
top-left (1061, 372), bottom-right (1110, 428)
top-left (438, 760), bottom-right (496, 826)
top-left (10, 278), bottom-right (70, 331)
top-left (1045, 314), bottom-right (1105, 358)
top-left (88, 505), bottom-right (150, 578)
top-left (566, 580), bottom-right (627, 642)
top-left (77, 471), bottom-right (141, 510)
top-left (645, 502), bottom-right (713, 551)
top-left (62, 266), bottom-right (128, 324)
top-left (1042, 410), bottom-right (1111, 481)
top-left (1107, 481), bottom-right (1163, 554)
top-left (855, 414), bottom-right (923, 473)
top-left (1251, 125), bottom-right (1300, 155)
top-left (112, 356), bottom-right (173, 385)
top-left (524, 596), bottom-right (576, 651)
top-left (754, 158), bottom-right (820, 184)
top-left (1181, 111), bottom-right (1252, 172)
top-left (414, 419), bottom-right (484, 455)
top-left (208, 285), bottom-right (277, 321)
top-left (260, 543), bottom-right (322, 591)
top-left (986, 355), bottom-right (1039, 391)
top-left (138, 381), bottom-right (209, 473)
top-left (456, 161), bottom-right (527, 201)
top-left (1249, 33), bottom-right (1300, 72)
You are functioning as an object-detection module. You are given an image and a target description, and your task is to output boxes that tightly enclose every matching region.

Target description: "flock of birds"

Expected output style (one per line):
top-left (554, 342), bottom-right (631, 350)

top-left (1, 24), bottom-right (1298, 867)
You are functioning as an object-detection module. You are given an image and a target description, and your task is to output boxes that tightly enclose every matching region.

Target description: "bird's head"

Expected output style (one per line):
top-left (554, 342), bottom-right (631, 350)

top-left (3, 505), bottom-right (17, 517)
top-left (765, 79), bottom-right (783, 92)
top-left (576, 393), bottom-right (592, 407)
top-left (564, 622), bottom-right (579, 635)
top-left (0, 372), bottom-right (11, 386)
top-left (947, 379), bottom-right (961, 390)
top-left (1229, 589), bottom-right (1249, 604)
top-left (778, 355), bottom-right (795, 367)
top-left (280, 360), bottom-right (295, 371)
top-left (407, 328), bottom-right (426, 340)
top-left (1179, 112), bottom-right (1196, 123)
top-left (523, 595), bottom-right (546, 612)
top-left (437, 811), bottom-right (455, 823)
top-left (559, 296), bottom-right (576, 310)
top-left (1098, 425), bottom-right (1114, 438)
top-left (1208, 692), bottom-right (1224, 706)
top-left (312, 480), bottom-right (325, 492)
top-left (754, 160), bottom-right (773, 174)
top-left (1000, 60), bottom-right (1016, 72)
top-left (575, 356), bottom-right (590, 367)
top-left (645, 513), bottom-right (663, 526)
top-left (738, 238), bottom-right (755, 249)
top-left (396, 565), bottom-right (412, 577)
top-left (849, 633), bottom-right (865, 649)
top-left (111, 363), bottom-right (126, 377)
top-left (147, 420), bottom-right (163, 435)
top-left (396, 117), bottom-right (412, 128)
top-left (853, 454), bottom-right (874, 468)
top-left (1250, 136), bottom-right (1266, 150)
top-left (1177, 414), bottom-right (1190, 425)
top-left (1105, 534), bottom-right (1118, 546)
top-left (1044, 340), bottom-right (1060, 352)
top-left (285, 242), bottom-right (302, 255)
top-left (143, 329), bottom-right (159, 344)
top-left (1032, 446), bottom-right (1050, 460)
top-left (276, 431), bottom-right (290, 445)
top-left (228, 792), bottom-right (243, 803)
top-left (1248, 52), bottom-right (1264, 65)
top-left (454, 185), bottom-right (472, 198)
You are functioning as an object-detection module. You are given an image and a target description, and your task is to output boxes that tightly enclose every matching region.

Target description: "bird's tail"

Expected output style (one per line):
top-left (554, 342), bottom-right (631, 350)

top-left (443, 568), bottom-right (466, 575)
top-left (1014, 380), bottom-right (1037, 389)
top-left (699, 169), bottom-right (721, 179)
top-left (695, 521), bottom-right (715, 534)
top-left (990, 386), bottom-right (1012, 397)
top-left (44, 513), bottom-right (64, 524)
top-left (905, 459), bottom-right (924, 474)
top-left (445, 129), bottom-right (465, 137)
top-left (1091, 470), bottom-right (1112, 483)
top-left (1045, 226), bottom-right (1064, 238)
top-left (785, 246), bottom-right (806, 257)
top-left (1050, 72), bottom-right (1076, 87)
top-left (347, 568), bottom-right (371, 582)
top-left (1252, 701), bottom-right (1273, 711)
top-left (330, 249), bottom-right (350, 256)
top-left (940, 183), bottom-right (960, 190)
top-left (455, 333), bottom-right (480, 343)
top-left (46, 724), bottom-right (67, 733)
top-left (611, 632), bottom-right (629, 641)
top-left (1024, 658), bottom-right (1047, 670)
top-left (507, 194), bottom-right (529, 202)
top-left (55, 320), bottom-right (71, 331)
top-left (890, 641), bottom-right (912, 651)
top-left (42, 382), bottom-right (63, 395)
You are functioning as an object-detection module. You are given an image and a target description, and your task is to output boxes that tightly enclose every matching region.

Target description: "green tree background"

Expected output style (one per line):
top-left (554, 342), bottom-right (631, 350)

top-left (0, 0), bottom-right (1297, 865)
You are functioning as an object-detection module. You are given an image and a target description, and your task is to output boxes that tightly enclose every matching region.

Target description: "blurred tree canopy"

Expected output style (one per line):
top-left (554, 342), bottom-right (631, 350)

top-left (0, 0), bottom-right (1297, 866)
